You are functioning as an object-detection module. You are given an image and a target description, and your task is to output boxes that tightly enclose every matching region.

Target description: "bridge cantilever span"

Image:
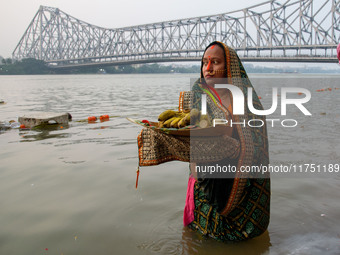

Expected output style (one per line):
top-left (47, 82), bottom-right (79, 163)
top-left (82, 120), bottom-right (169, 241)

top-left (12, 0), bottom-right (340, 68)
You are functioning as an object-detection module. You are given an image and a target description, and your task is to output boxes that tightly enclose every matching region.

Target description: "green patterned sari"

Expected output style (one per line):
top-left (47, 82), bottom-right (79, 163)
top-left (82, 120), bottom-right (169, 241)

top-left (187, 41), bottom-right (270, 241)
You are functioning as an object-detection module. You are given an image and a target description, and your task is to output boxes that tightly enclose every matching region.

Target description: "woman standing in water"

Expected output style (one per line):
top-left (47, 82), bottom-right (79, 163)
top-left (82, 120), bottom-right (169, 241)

top-left (183, 41), bottom-right (270, 241)
top-left (137, 41), bottom-right (270, 242)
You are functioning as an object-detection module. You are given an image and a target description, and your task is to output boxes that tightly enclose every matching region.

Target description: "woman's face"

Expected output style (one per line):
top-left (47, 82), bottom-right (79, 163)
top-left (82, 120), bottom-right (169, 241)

top-left (202, 45), bottom-right (226, 86)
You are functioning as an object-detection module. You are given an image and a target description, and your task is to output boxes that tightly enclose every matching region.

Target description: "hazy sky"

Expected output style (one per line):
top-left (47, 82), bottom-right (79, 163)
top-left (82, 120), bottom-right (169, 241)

top-left (0, 0), bottom-right (267, 58)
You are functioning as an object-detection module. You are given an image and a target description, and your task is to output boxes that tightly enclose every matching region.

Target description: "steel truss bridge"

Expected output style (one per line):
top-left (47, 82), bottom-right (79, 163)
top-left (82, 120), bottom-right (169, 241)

top-left (12, 0), bottom-right (340, 68)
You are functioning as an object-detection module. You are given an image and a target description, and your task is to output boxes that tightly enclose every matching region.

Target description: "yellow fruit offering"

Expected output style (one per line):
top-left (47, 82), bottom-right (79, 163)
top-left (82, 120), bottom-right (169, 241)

top-left (158, 110), bottom-right (177, 121)
top-left (163, 116), bottom-right (178, 127)
top-left (170, 117), bottom-right (182, 128)
top-left (157, 108), bottom-right (209, 129)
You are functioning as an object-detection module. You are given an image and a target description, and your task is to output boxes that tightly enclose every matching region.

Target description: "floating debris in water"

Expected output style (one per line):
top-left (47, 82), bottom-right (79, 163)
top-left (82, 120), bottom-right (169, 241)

top-left (18, 112), bottom-right (69, 128)
top-left (88, 116), bottom-right (97, 122)
top-left (316, 87), bottom-right (339, 92)
top-left (100, 115), bottom-right (110, 122)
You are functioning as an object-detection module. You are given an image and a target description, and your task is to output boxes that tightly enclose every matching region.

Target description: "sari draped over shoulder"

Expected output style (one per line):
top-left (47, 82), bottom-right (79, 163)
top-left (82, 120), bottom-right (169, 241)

top-left (137, 41), bottom-right (270, 242)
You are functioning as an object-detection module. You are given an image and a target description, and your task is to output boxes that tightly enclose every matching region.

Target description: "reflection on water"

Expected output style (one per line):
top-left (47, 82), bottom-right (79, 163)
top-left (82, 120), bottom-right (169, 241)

top-left (0, 74), bottom-right (339, 254)
top-left (19, 124), bottom-right (70, 142)
top-left (274, 233), bottom-right (340, 255)
top-left (139, 221), bottom-right (271, 255)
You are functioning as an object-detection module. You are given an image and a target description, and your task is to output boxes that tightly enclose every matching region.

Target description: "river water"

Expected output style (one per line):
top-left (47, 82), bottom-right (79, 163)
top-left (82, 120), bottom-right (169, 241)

top-left (0, 73), bottom-right (339, 254)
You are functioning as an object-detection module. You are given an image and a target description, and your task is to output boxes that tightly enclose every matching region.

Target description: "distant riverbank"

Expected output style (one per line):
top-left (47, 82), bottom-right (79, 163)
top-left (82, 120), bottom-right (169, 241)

top-left (0, 57), bottom-right (338, 75)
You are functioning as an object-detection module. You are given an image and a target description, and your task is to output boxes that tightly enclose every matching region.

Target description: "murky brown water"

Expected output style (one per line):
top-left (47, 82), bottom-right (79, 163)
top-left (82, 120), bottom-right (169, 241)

top-left (0, 73), bottom-right (339, 254)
